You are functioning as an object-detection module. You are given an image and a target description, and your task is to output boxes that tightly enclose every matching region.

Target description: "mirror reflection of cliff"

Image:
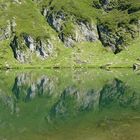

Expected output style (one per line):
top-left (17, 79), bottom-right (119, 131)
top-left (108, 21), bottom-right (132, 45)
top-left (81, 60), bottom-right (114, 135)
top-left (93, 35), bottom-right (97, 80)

top-left (0, 69), bottom-right (139, 118)
top-left (48, 78), bottom-right (139, 122)
top-left (12, 73), bottom-right (56, 102)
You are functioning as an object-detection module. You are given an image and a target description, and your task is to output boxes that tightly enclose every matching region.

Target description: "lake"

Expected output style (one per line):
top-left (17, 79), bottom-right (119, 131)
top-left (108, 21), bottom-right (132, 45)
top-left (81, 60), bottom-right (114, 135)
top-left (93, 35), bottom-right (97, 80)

top-left (0, 68), bottom-right (140, 140)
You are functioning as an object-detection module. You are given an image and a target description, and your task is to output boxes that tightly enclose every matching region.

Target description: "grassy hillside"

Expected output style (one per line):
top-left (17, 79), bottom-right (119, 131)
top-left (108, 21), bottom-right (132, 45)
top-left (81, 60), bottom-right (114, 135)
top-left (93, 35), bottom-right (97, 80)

top-left (0, 0), bottom-right (140, 68)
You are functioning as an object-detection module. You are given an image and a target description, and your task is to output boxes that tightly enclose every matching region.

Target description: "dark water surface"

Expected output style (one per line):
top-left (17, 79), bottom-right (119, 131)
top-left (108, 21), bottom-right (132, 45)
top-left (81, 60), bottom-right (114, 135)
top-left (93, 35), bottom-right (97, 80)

top-left (0, 69), bottom-right (140, 140)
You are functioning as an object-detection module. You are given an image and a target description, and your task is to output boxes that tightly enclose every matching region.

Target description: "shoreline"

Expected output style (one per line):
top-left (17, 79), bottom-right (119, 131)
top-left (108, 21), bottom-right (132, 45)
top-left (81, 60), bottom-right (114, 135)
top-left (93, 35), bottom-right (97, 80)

top-left (0, 65), bottom-right (134, 70)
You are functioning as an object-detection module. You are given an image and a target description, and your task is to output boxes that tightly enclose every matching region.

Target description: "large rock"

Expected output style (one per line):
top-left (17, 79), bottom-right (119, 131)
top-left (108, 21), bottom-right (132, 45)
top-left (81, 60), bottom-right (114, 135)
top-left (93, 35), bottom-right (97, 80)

top-left (0, 19), bottom-right (16, 41)
top-left (97, 24), bottom-right (123, 53)
top-left (10, 35), bottom-right (27, 63)
top-left (10, 34), bottom-right (54, 62)
top-left (24, 35), bottom-right (53, 58)
top-left (43, 8), bottom-right (99, 47)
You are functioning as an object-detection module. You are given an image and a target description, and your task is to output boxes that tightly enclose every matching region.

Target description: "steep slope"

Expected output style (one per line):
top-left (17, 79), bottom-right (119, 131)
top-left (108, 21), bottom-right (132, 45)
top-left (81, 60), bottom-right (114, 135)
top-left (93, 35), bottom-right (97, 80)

top-left (36, 0), bottom-right (140, 51)
top-left (0, 0), bottom-right (140, 68)
top-left (0, 0), bottom-right (63, 67)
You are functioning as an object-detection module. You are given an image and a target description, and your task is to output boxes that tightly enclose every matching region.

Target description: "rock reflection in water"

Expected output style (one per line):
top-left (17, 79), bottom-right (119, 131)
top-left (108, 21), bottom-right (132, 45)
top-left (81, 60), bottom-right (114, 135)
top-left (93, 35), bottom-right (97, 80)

top-left (48, 78), bottom-right (140, 122)
top-left (12, 73), bottom-right (55, 102)
top-left (100, 78), bottom-right (138, 108)
top-left (0, 70), bottom-right (140, 140)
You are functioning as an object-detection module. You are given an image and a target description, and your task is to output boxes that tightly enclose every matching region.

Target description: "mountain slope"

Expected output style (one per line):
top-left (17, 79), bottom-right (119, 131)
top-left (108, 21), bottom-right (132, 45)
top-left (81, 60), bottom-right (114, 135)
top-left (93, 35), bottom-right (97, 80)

top-left (0, 0), bottom-right (140, 68)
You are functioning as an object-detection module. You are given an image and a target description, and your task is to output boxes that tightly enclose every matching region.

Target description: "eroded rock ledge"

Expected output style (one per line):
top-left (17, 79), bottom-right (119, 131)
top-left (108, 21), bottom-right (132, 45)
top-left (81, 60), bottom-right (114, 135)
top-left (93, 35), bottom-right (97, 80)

top-left (42, 8), bottom-right (99, 47)
top-left (10, 34), bottom-right (54, 63)
top-left (0, 18), bottom-right (16, 41)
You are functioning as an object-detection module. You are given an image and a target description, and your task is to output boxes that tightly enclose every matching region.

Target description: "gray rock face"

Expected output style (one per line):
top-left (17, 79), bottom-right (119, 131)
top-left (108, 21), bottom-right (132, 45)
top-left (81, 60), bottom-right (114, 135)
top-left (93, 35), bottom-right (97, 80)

top-left (59, 21), bottom-right (99, 47)
top-left (93, 1), bottom-right (140, 53)
top-left (43, 8), bottom-right (99, 47)
top-left (0, 19), bottom-right (16, 41)
top-left (97, 21), bottom-right (140, 53)
top-left (47, 11), bottom-right (65, 32)
top-left (75, 21), bottom-right (98, 42)
top-left (59, 34), bottom-right (75, 47)
top-left (36, 39), bottom-right (53, 58)
top-left (10, 34), bottom-right (54, 62)
top-left (97, 24), bottom-right (123, 53)
top-left (24, 35), bottom-right (53, 58)
top-left (10, 36), bottom-right (26, 63)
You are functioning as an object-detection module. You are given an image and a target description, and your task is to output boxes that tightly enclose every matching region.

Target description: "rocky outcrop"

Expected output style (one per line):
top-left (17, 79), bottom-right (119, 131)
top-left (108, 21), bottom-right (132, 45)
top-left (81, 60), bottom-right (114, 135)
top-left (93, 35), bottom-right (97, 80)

top-left (10, 35), bottom-right (27, 63)
top-left (93, 0), bottom-right (130, 11)
top-left (0, 16), bottom-right (54, 63)
top-left (24, 35), bottom-right (53, 58)
top-left (42, 3), bottom-right (139, 52)
top-left (97, 24), bottom-right (123, 53)
top-left (46, 11), bottom-right (65, 32)
top-left (59, 21), bottom-right (99, 47)
top-left (0, 18), bottom-right (16, 41)
top-left (42, 8), bottom-right (99, 47)
top-left (93, 0), bottom-right (140, 53)
top-left (10, 34), bottom-right (54, 62)
top-left (97, 19), bottom-right (140, 53)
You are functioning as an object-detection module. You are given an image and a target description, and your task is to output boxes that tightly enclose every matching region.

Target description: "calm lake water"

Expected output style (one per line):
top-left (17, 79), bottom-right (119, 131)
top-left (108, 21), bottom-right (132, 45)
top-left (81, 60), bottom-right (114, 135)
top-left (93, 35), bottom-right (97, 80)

top-left (0, 69), bottom-right (140, 140)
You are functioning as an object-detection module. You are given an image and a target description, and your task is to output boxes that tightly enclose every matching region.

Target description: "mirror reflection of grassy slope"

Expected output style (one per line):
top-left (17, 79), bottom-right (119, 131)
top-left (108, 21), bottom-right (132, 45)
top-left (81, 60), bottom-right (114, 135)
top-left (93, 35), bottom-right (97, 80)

top-left (0, 69), bottom-right (140, 140)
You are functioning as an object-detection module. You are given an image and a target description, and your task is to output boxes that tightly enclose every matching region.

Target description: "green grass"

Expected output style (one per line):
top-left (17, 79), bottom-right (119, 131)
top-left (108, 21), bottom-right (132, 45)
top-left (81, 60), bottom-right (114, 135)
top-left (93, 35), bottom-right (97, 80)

top-left (0, 0), bottom-right (140, 68)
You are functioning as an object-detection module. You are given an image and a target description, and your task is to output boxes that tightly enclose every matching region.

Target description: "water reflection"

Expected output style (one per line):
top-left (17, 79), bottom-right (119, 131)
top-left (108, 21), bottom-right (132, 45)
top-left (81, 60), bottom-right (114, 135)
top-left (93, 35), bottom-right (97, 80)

top-left (0, 70), bottom-right (140, 114)
top-left (0, 69), bottom-right (140, 140)
top-left (48, 78), bottom-right (139, 122)
top-left (100, 78), bottom-right (138, 108)
top-left (12, 73), bottom-right (55, 101)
